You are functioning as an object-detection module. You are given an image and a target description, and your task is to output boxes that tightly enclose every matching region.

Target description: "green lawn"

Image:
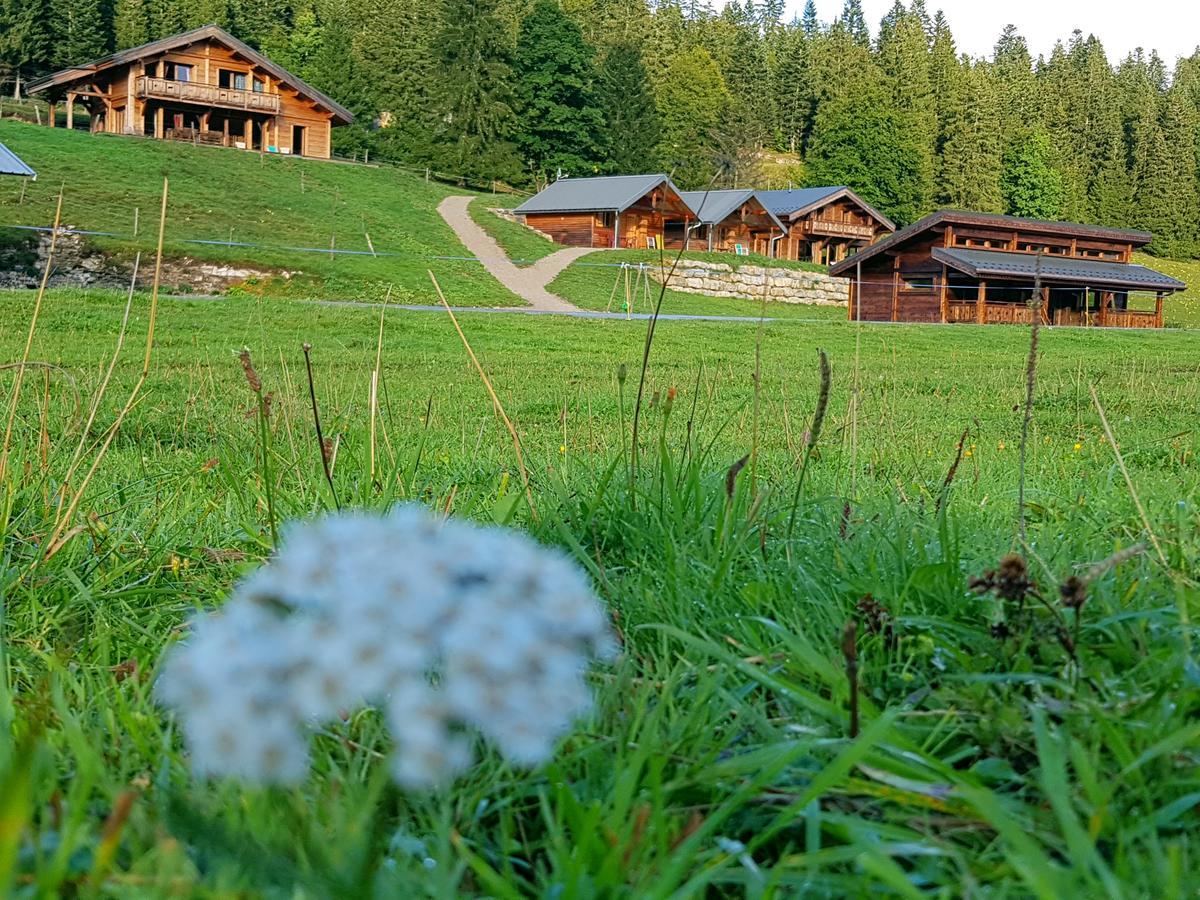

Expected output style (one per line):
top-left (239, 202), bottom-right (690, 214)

top-left (1135, 252), bottom-right (1200, 326)
top-left (3, 285), bottom-right (1199, 894)
top-left (0, 120), bottom-right (524, 306)
top-left (466, 195), bottom-right (560, 266)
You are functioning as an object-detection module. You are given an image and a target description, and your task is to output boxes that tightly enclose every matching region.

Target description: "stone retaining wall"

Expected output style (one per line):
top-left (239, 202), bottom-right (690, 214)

top-left (649, 259), bottom-right (849, 306)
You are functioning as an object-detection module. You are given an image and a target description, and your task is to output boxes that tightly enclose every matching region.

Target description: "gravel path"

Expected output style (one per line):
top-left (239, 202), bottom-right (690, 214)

top-left (437, 196), bottom-right (588, 312)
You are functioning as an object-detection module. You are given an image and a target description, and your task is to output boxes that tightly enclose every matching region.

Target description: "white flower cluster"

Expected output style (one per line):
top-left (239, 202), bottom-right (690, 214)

top-left (156, 505), bottom-right (616, 788)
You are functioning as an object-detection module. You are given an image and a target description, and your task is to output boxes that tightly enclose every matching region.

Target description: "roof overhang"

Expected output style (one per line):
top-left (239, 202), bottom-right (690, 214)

top-left (27, 25), bottom-right (354, 125)
top-left (831, 210), bottom-right (1157, 278)
top-left (515, 175), bottom-right (694, 218)
top-left (932, 247), bottom-right (1186, 293)
top-left (0, 143), bottom-right (36, 179)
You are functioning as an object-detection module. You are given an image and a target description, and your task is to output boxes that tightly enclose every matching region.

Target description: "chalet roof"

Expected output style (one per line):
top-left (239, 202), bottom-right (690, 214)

top-left (0, 142), bottom-right (35, 178)
top-left (756, 186), bottom-right (896, 231)
top-left (932, 247), bottom-right (1186, 292)
top-left (830, 210), bottom-right (1155, 276)
top-left (26, 25), bottom-right (354, 124)
top-left (515, 175), bottom-right (684, 215)
top-left (678, 189), bottom-right (786, 231)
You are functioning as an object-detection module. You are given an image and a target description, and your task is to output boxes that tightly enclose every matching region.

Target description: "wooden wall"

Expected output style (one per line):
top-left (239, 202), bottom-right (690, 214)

top-left (525, 213), bottom-right (595, 247)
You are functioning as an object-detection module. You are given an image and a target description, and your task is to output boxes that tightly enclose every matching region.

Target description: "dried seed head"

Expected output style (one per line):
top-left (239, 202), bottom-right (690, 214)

top-left (238, 348), bottom-right (262, 393)
top-left (302, 342), bottom-right (312, 353)
top-left (1059, 576), bottom-right (1087, 610)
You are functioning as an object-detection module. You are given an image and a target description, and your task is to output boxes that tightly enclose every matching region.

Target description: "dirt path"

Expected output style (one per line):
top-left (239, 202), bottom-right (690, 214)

top-left (437, 196), bottom-right (587, 312)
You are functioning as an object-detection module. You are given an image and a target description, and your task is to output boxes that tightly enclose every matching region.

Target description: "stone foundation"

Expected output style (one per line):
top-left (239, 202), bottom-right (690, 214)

top-left (649, 259), bottom-right (849, 306)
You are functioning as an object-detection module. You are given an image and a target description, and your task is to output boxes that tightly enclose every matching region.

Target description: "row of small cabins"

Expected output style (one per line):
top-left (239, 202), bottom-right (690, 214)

top-left (10, 25), bottom-right (1188, 329)
top-left (515, 175), bottom-right (1186, 329)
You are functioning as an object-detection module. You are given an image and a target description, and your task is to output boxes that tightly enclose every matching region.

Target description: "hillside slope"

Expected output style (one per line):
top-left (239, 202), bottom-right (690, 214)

top-left (0, 122), bottom-right (524, 306)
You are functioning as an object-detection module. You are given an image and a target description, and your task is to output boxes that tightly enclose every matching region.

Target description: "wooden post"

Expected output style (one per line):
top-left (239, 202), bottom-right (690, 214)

top-left (65, 92), bottom-right (75, 130)
top-left (154, 105), bottom-right (164, 139)
top-left (1155, 292), bottom-right (1164, 328)
top-left (47, 101), bottom-right (56, 127)
top-left (847, 276), bottom-right (856, 321)
top-left (891, 257), bottom-right (900, 322)
top-left (244, 116), bottom-right (252, 149)
top-left (939, 264), bottom-right (948, 323)
top-left (976, 280), bottom-right (987, 325)
top-left (1099, 291), bottom-right (1110, 327)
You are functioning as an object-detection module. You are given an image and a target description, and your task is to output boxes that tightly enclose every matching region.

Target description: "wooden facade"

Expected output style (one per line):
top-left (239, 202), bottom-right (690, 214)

top-left (760, 188), bottom-right (895, 263)
top-left (829, 211), bottom-right (1186, 328)
top-left (27, 25), bottom-right (352, 159)
top-left (517, 175), bottom-right (694, 250)
top-left (679, 189), bottom-right (784, 255)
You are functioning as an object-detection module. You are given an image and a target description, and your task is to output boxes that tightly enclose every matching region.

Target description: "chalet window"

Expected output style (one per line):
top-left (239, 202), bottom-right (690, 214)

top-left (253, 78), bottom-right (265, 93)
top-left (902, 274), bottom-right (936, 291)
top-left (219, 69), bottom-right (248, 90)
top-left (1018, 241), bottom-right (1069, 255)
top-left (165, 62), bottom-right (192, 82)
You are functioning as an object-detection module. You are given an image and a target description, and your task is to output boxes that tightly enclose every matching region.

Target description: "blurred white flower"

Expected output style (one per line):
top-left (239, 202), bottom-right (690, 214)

top-left (156, 505), bottom-right (616, 788)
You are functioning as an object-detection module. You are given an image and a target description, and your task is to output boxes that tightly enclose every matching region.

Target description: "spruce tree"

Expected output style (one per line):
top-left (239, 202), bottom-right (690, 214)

top-left (113, 0), bottom-right (150, 49)
top-left (938, 62), bottom-right (1003, 212)
top-left (877, 3), bottom-right (935, 216)
top-left (656, 46), bottom-right (729, 187)
top-left (837, 0), bottom-right (869, 48)
top-left (513, 0), bottom-right (606, 179)
top-left (597, 43), bottom-right (660, 173)
top-left (433, 0), bottom-right (521, 183)
top-left (0, 0), bottom-right (55, 83)
top-left (1000, 130), bottom-right (1064, 219)
top-left (800, 0), bottom-right (819, 37)
top-left (52, 0), bottom-right (112, 68)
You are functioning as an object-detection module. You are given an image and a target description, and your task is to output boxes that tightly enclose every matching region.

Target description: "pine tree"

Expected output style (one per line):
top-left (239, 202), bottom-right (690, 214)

top-left (877, 3), bottom-right (935, 216)
top-left (146, 0), bottom-right (184, 38)
top-left (597, 43), bottom-right (660, 173)
top-left (1133, 87), bottom-right (1199, 255)
top-left (1000, 130), bottom-right (1064, 219)
top-left (928, 11), bottom-right (960, 160)
top-left (433, 0), bottom-right (521, 182)
top-left (656, 46), bottom-right (729, 187)
top-left (513, 0), bottom-right (606, 179)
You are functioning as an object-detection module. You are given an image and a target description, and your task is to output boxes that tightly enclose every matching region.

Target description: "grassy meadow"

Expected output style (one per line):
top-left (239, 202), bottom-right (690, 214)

top-left (2, 276), bottom-right (1199, 895)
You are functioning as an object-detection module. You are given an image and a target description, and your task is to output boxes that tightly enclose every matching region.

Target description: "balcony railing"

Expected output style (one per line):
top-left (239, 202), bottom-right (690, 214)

top-left (134, 76), bottom-right (280, 114)
top-left (801, 218), bottom-right (877, 240)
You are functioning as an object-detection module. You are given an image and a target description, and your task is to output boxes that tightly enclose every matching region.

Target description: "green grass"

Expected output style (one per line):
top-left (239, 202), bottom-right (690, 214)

top-left (3, 285), bottom-right (1199, 894)
top-left (0, 120), bottom-right (525, 306)
top-left (1135, 252), bottom-right (1200, 326)
top-left (466, 195), bottom-right (559, 267)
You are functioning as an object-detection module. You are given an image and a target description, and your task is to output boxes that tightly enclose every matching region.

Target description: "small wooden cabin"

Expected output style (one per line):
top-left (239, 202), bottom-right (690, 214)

top-left (757, 187), bottom-right (894, 263)
top-left (515, 175), bottom-right (694, 249)
top-left (27, 25), bottom-right (353, 159)
top-left (0, 142), bottom-right (36, 179)
top-left (829, 210), bottom-right (1186, 328)
top-left (678, 189), bottom-right (786, 256)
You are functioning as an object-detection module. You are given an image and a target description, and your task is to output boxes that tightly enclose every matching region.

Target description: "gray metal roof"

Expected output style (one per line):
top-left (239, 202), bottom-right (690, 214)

top-left (932, 247), bottom-right (1186, 292)
top-left (515, 174), bottom-right (674, 215)
top-left (0, 142), bottom-right (35, 178)
top-left (678, 189), bottom-right (786, 231)
top-left (27, 24), bottom-right (353, 124)
top-left (756, 186), bottom-right (845, 216)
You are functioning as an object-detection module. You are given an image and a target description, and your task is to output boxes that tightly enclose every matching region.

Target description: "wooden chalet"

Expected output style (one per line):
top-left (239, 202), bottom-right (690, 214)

top-left (757, 187), bottom-right (894, 263)
top-left (0, 142), bottom-right (36, 179)
top-left (27, 25), bottom-right (353, 159)
top-left (829, 210), bottom-right (1186, 328)
top-left (515, 175), bottom-right (694, 249)
top-left (678, 189), bottom-right (786, 256)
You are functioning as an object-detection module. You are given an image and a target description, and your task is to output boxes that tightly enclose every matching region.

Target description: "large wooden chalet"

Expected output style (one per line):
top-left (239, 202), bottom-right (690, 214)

top-left (829, 210), bottom-right (1186, 328)
top-left (758, 187), bottom-right (894, 263)
top-left (678, 189), bottom-right (786, 256)
top-left (514, 174), bottom-right (695, 249)
top-left (27, 25), bottom-right (353, 159)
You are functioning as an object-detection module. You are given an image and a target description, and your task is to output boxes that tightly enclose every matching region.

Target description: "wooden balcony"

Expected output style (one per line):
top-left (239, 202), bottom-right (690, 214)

top-left (135, 76), bottom-right (280, 115)
top-left (800, 218), bottom-right (877, 240)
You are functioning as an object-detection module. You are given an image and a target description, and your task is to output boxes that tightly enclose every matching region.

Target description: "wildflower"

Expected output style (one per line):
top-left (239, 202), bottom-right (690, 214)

top-left (156, 506), bottom-right (616, 788)
top-left (1059, 576), bottom-right (1087, 610)
top-left (559, 444), bottom-right (567, 455)
top-left (997, 440), bottom-right (1006, 451)
top-left (1073, 442), bottom-right (1083, 452)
